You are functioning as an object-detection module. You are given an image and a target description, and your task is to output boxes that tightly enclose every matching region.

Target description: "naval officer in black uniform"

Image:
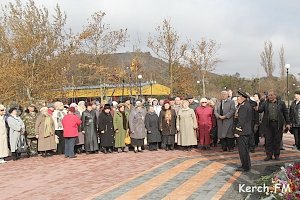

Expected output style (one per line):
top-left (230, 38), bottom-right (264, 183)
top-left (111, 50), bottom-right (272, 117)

top-left (235, 90), bottom-right (253, 172)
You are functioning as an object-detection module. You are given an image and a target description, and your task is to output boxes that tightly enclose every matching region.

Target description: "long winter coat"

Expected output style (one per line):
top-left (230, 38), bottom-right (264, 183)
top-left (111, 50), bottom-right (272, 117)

top-left (7, 115), bottom-right (25, 153)
top-left (0, 115), bottom-right (9, 157)
top-left (159, 109), bottom-right (177, 135)
top-left (35, 113), bottom-right (56, 152)
top-left (98, 111), bottom-right (115, 147)
top-left (214, 99), bottom-right (236, 139)
top-left (145, 112), bottom-right (161, 143)
top-left (237, 101), bottom-right (253, 136)
top-left (62, 113), bottom-right (81, 138)
top-left (74, 110), bottom-right (84, 145)
top-left (195, 106), bottom-right (214, 145)
top-left (176, 108), bottom-right (198, 146)
top-left (81, 110), bottom-right (99, 151)
top-left (129, 107), bottom-right (147, 139)
top-left (113, 111), bottom-right (129, 148)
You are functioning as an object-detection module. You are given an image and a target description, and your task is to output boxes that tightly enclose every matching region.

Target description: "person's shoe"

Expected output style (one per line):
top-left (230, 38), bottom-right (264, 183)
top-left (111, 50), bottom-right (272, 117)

top-left (69, 156), bottom-right (77, 159)
top-left (264, 156), bottom-right (272, 161)
top-left (274, 156), bottom-right (280, 161)
top-left (138, 149), bottom-right (143, 152)
top-left (41, 152), bottom-right (47, 158)
top-left (134, 149), bottom-right (138, 153)
top-left (0, 159), bottom-right (7, 164)
top-left (46, 152), bottom-right (53, 157)
top-left (235, 167), bottom-right (250, 172)
top-left (108, 148), bottom-right (112, 153)
top-left (281, 147), bottom-right (285, 150)
top-left (124, 146), bottom-right (129, 152)
top-left (250, 149), bottom-right (255, 153)
top-left (117, 148), bottom-right (122, 153)
top-left (222, 147), bottom-right (228, 152)
top-left (170, 146), bottom-right (174, 151)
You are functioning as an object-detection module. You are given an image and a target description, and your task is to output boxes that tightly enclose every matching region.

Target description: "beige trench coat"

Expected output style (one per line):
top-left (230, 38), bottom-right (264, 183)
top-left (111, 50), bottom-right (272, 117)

top-left (0, 116), bottom-right (9, 158)
top-left (176, 108), bottom-right (198, 146)
top-left (35, 114), bottom-right (57, 152)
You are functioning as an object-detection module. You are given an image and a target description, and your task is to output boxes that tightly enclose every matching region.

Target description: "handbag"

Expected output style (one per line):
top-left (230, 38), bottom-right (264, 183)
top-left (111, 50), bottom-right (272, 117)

top-left (124, 130), bottom-right (131, 145)
top-left (17, 134), bottom-right (28, 153)
top-left (55, 135), bottom-right (59, 144)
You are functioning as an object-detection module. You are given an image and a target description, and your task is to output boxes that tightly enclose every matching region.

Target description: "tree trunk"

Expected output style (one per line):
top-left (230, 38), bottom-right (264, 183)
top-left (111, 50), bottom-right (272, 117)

top-left (169, 62), bottom-right (173, 95)
top-left (202, 72), bottom-right (206, 97)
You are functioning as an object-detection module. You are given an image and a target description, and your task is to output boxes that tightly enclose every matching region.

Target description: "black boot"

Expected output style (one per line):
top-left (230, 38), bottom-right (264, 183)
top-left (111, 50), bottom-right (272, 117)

top-left (12, 152), bottom-right (17, 161)
top-left (41, 151), bottom-right (47, 157)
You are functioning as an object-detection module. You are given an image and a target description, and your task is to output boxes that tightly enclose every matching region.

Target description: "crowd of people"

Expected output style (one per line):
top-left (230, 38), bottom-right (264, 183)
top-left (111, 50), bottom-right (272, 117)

top-left (0, 89), bottom-right (299, 173)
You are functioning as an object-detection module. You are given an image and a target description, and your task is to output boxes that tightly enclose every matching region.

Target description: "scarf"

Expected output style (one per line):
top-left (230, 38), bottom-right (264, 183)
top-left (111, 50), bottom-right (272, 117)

top-left (44, 114), bottom-right (53, 138)
top-left (120, 111), bottom-right (127, 130)
top-left (165, 109), bottom-right (172, 125)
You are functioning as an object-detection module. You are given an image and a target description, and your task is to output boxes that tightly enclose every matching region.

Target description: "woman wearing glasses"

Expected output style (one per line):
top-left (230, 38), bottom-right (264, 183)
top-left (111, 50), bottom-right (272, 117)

top-left (195, 98), bottom-right (214, 150)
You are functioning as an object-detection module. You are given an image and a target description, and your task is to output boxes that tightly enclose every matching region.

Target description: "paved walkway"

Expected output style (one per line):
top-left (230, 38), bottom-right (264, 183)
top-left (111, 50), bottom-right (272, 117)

top-left (0, 134), bottom-right (299, 200)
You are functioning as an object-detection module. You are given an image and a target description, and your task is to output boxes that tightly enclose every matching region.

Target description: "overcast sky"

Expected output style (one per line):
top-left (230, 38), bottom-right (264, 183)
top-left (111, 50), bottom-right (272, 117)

top-left (3, 0), bottom-right (300, 79)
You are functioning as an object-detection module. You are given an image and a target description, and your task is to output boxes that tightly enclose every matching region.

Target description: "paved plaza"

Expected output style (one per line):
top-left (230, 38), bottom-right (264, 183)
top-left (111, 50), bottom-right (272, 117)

top-left (0, 134), bottom-right (299, 200)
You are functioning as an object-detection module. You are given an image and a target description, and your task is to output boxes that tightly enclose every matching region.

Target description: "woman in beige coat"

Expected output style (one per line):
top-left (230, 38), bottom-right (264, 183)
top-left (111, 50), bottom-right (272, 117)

top-left (35, 107), bottom-right (56, 157)
top-left (0, 105), bottom-right (9, 163)
top-left (176, 100), bottom-right (198, 151)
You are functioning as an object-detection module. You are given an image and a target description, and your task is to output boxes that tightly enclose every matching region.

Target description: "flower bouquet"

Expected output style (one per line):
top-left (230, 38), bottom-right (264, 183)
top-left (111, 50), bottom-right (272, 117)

top-left (256, 163), bottom-right (300, 200)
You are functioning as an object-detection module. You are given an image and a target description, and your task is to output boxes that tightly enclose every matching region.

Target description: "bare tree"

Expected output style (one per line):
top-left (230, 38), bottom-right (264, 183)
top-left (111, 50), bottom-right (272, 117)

top-left (260, 41), bottom-right (275, 78)
top-left (79, 11), bottom-right (128, 59)
top-left (279, 45), bottom-right (286, 78)
top-left (187, 38), bottom-right (221, 96)
top-left (148, 19), bottom-right (187, 95)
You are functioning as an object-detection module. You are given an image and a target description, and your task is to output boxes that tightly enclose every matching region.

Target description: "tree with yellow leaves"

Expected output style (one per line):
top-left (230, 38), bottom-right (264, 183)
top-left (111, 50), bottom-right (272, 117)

top-left (0, 0), bottom-right (78, 104)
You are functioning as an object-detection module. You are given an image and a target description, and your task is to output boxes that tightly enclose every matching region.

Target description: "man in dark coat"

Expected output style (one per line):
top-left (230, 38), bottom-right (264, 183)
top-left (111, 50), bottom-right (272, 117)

top-left (290, 90), bottom-right (300, 149)
top-left (187, 96), bottom-right (198, 110)
top-left (248, 98), bottom-right (259, 153)
top-left (214, 91), bottom-right (236, 151)
top-left (258, 90), bottom-right (290, 161)
top-left (81, 103), bottom-right (99, 153)
top-left (98, 104), bottom-right (115, 153)
top-left (235, 91), bottom-right (252, 172)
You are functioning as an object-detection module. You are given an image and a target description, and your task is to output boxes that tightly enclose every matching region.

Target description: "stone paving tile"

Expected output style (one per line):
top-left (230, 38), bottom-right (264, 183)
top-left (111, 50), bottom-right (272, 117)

top-left (140, 160), bottom-right (212, 200)
top-left (187, 166), bottom-right (235, 200)
top-left (0, 134), bottom-right (297, 200)
top-left (93, 157), bottom-right (188, 200)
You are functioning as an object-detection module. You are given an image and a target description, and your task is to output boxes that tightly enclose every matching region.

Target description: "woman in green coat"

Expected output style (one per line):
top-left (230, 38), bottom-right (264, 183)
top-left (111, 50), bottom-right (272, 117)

top-left (113, 104), bottom-right (129, 153)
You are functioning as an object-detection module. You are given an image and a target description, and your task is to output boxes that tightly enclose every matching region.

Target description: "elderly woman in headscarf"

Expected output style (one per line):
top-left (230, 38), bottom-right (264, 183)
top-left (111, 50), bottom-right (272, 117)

top-left (129, 101), bottom-right (147, 153)
top-left (195, 98), bottom-right (214, 150)
top-left (145, 105), bottom-right (161, 151)
top-left (35, 107), bottom-right (56, 157)
top-left (159, 100), bottom-right (177, 151)
top-left (53, 101), bottom-right (67, 154)
top-left (113, 103), bottom-right (130, 153)
top-left (7, 107), bottom-right (25, 160)
top-left (0, 105), bottom-right (9, 163)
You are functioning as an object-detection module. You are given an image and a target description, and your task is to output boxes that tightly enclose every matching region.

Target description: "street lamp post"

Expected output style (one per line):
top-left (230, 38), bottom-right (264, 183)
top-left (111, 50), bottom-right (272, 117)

top-left (138, 74), bottom-right (142, 98)
top-left (196, 80), bottom-right (201, 98)
top-left (150, 80), bottom-right (156, 98)
top-left (285, 64), bottom-right (291, 108)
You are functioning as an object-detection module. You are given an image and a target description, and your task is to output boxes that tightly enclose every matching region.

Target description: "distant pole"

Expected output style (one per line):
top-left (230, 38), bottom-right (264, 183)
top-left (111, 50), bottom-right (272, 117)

top-left (121, 78), bottom-right (125, 102)
top-left (285, 64), bottom-right (290, 108)
top-left (138, 75), bottom-right (142, 99)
